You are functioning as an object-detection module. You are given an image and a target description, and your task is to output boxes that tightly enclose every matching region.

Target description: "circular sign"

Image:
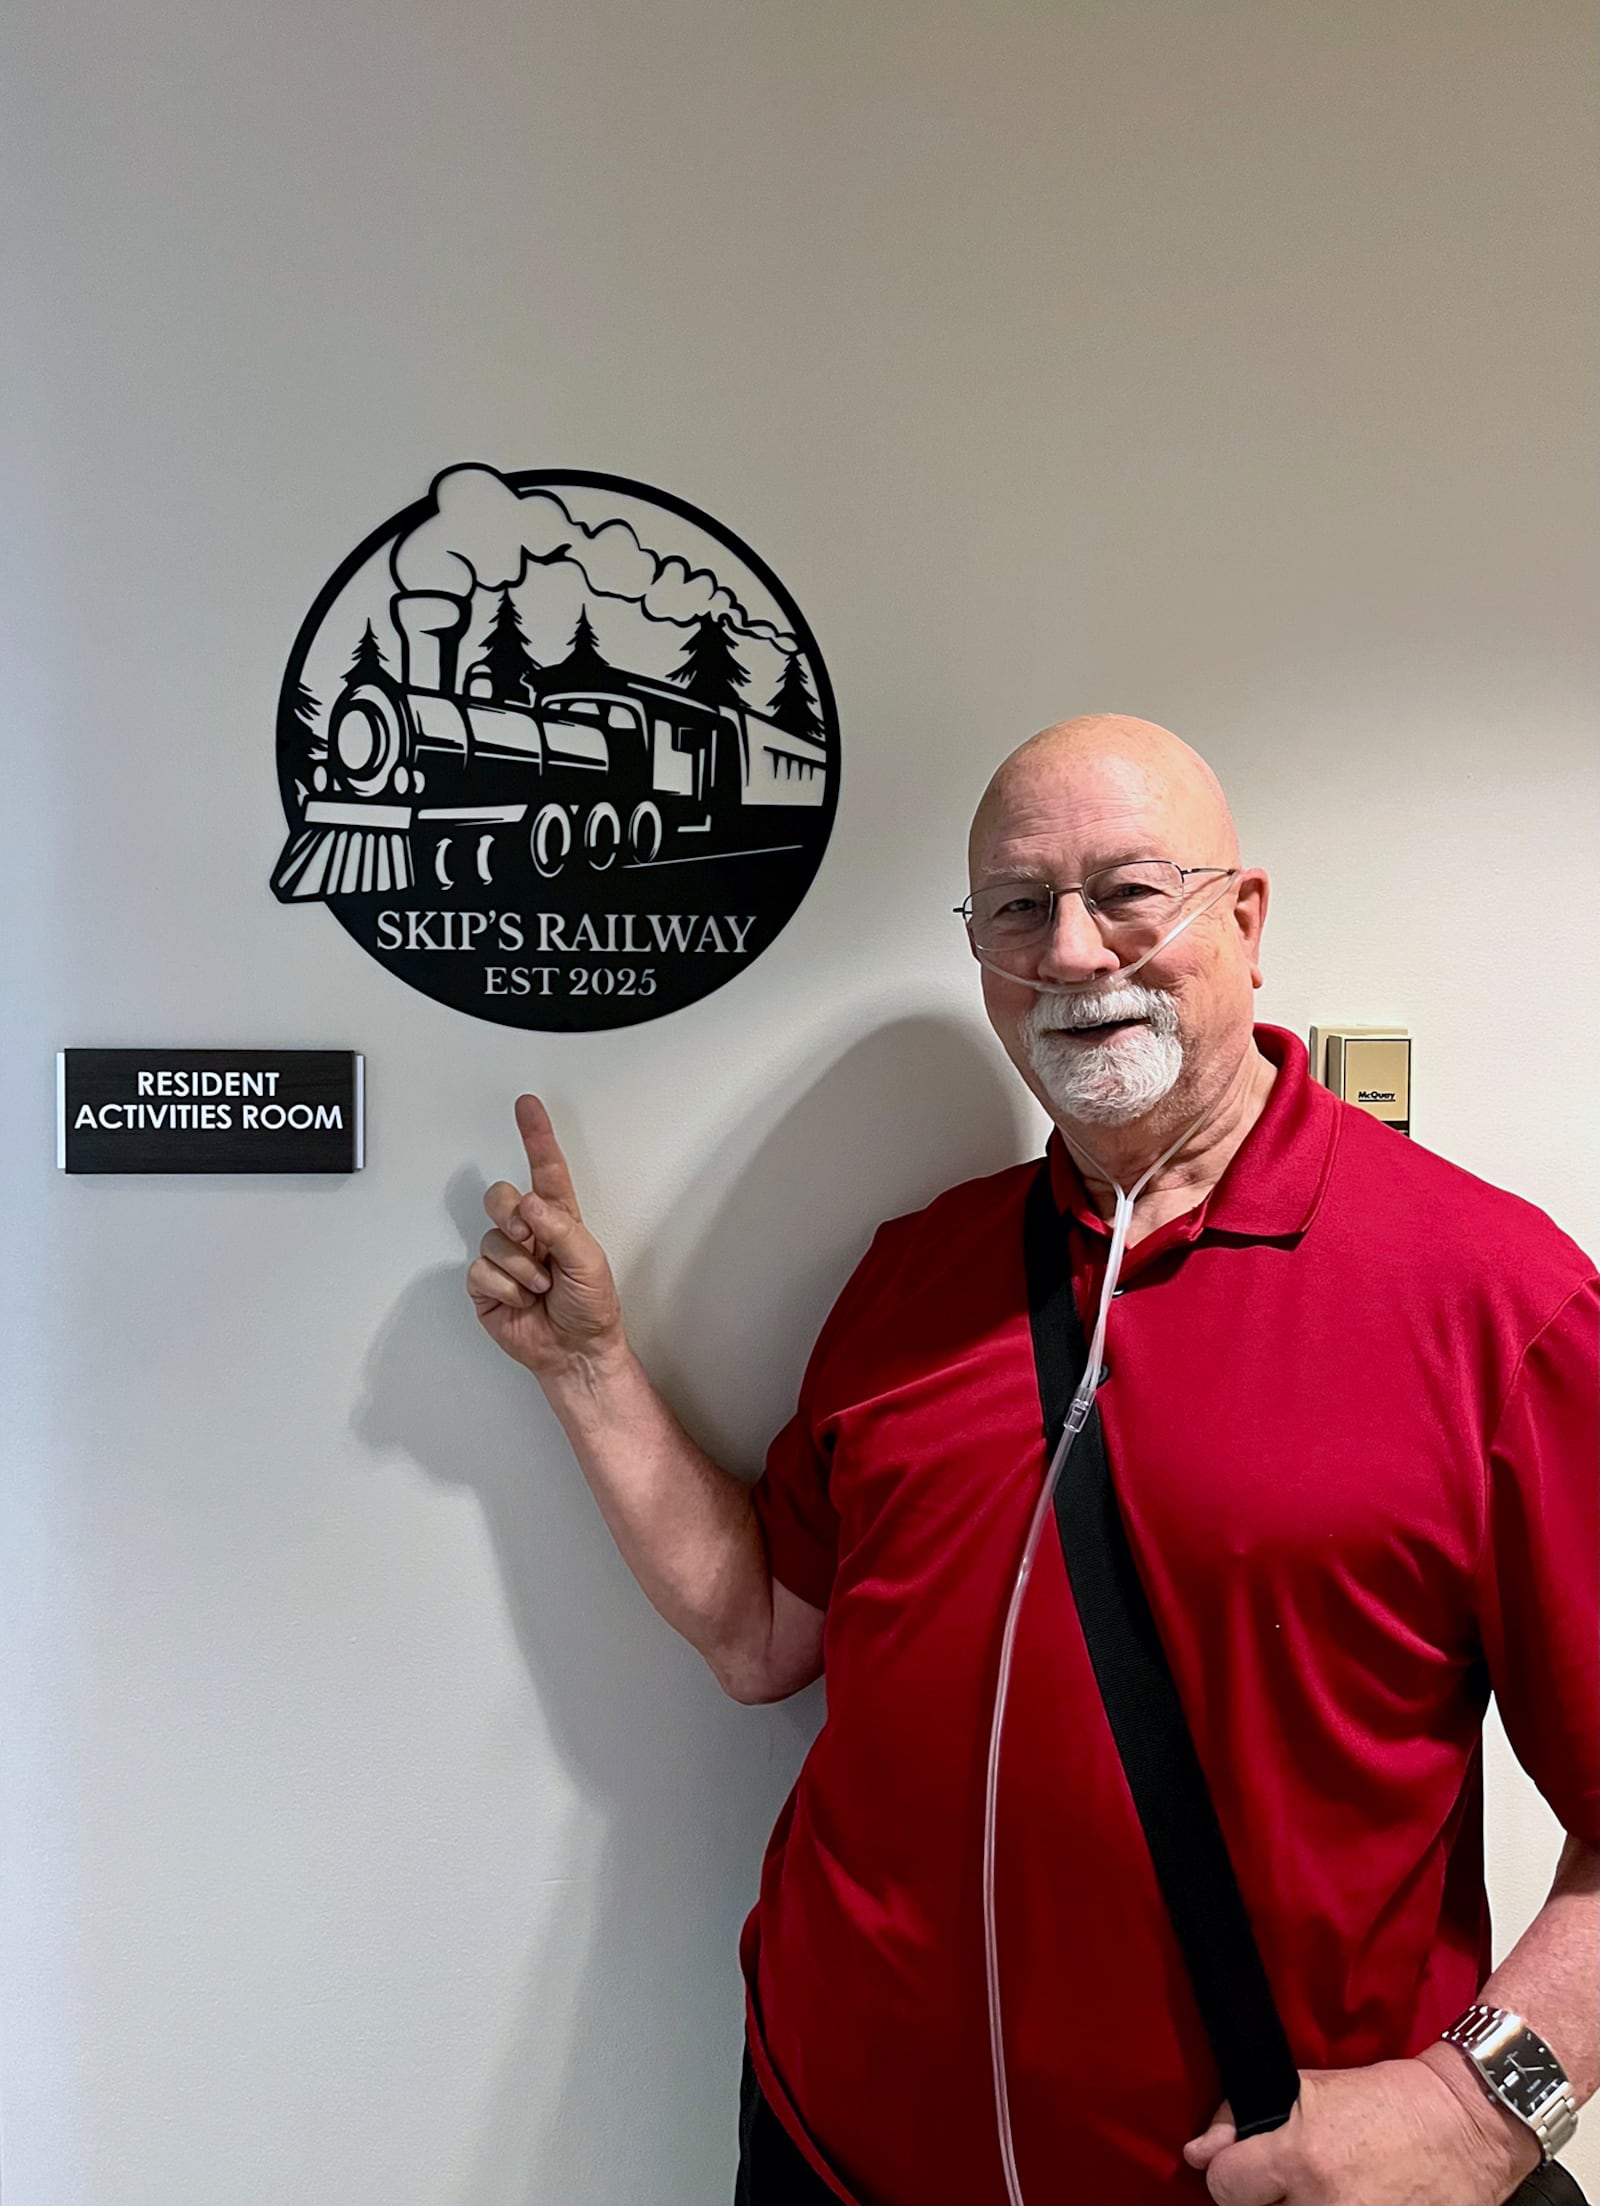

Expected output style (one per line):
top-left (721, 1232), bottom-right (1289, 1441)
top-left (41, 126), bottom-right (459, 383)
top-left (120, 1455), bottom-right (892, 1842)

top-left (271, 466), bottom-right (838, 1030)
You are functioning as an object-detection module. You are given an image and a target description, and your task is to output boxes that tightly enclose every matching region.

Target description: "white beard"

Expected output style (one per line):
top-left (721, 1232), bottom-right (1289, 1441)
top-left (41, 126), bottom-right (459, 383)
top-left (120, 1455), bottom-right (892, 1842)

top-left (1021, 982), bottom-right (1183, 1126)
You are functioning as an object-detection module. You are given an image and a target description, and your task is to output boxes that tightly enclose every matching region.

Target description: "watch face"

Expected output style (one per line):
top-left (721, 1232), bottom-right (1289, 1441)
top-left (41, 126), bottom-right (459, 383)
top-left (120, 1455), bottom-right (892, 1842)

top-left (1500, 2047), bottom-right (1562, 2100)
top-left (1493, 2043), bottom-right (1565, 2106)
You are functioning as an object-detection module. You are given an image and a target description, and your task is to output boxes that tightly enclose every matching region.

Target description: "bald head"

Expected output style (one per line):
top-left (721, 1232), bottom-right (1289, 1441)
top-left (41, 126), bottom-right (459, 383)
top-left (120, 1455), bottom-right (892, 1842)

top-left (968, 715), bottom-right (1239, 881)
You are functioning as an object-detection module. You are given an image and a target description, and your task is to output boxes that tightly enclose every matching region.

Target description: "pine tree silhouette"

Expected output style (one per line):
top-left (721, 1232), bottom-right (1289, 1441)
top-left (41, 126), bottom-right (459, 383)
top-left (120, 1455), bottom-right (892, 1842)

top-left (283, 678), bottom-right (324, 807)
top-left (671, 613), bottom-right (750, 707)
top-left (482, 587), bottom-right (541, 702)
top-left (347, 621), bottom-right (388, 685)
top-left (564, 605), bottom-right (606, 670)
top-left (765, 651), bottom-right (823, 742)
top-left (291, 680), bottom-right (325, 758)
top-left (534, 604), bottom-right (611, 694)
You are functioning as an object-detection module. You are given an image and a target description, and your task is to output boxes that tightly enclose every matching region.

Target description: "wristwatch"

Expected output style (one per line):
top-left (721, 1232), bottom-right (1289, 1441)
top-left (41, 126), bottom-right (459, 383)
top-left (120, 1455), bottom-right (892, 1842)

top-left (1439, 2004), bottom-right (1579, 2161)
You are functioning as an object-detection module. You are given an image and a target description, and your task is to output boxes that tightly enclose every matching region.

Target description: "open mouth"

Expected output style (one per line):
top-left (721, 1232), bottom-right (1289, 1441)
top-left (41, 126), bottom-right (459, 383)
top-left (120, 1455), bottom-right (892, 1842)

top-left (1059, 1016), bottom-right (1144, 1040)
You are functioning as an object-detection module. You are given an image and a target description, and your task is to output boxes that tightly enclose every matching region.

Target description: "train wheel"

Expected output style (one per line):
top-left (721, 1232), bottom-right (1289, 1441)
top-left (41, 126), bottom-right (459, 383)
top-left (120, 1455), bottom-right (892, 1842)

top-left (584, 802), bottom-right (622, 871)
top-left (434, 835), bottom-right (455, 891)
top-left (627, 799), bottom-right (663, 864)
top-left (475, 832), bottom-right (495, 886)
top-left (530, 803), bottom-right (572, 879)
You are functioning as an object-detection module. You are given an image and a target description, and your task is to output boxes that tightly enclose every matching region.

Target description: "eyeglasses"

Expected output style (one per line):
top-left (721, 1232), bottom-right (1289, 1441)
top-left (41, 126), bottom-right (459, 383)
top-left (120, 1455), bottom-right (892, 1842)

top-left (954, 860), bottom-right (1238, 954)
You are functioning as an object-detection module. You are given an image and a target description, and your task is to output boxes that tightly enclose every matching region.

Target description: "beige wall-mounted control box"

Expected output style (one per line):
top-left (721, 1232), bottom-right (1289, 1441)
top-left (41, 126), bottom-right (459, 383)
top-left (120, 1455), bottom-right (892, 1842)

top-left (1308, 1026), bottom-right (1411, 1136)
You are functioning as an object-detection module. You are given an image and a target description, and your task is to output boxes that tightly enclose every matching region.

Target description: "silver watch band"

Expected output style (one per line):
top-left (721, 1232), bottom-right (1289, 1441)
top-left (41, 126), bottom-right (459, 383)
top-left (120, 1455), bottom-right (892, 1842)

top-left (1440, 2004), bottom-right (1580, 2162)
top-left (1532, 2086), bottom-right (1581, 2161)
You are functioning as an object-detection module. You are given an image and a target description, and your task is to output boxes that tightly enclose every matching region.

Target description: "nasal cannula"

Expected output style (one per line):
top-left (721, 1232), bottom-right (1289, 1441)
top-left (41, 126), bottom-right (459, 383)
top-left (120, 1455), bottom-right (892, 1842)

top-left (969, 864), bottom-right (1240, 999)
top-left (972, 874), bottom-right (1237, 2206)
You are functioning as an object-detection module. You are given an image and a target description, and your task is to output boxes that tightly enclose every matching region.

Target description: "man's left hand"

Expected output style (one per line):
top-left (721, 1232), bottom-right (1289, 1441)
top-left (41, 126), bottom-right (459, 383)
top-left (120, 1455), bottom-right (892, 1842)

top-left (1183, 2050), bottom-right (1543, 2205)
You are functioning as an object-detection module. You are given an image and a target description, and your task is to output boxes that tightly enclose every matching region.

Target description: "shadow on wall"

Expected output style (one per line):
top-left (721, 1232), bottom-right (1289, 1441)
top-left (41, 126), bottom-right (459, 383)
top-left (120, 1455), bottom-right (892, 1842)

top-left (354, 1015), bottom-right (1034, 2205)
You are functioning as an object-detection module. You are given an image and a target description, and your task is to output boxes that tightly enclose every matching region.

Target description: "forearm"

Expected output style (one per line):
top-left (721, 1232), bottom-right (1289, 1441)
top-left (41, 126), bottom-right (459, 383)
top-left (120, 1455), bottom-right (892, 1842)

top-left (1415, 1833), bottom-right (1599, 2186)
top-left (538, 1336), bottom-right (779, 1693)
top-left (1478, 1833), bottom-right (1599, 2102)
top-left (470, 1101), bottom-right (820, 1699)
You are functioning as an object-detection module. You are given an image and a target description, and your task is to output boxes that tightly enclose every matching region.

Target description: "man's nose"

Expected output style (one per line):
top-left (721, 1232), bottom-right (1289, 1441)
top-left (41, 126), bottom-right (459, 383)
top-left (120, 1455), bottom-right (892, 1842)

top-left (1035, 890), bottom-right (1123, 985)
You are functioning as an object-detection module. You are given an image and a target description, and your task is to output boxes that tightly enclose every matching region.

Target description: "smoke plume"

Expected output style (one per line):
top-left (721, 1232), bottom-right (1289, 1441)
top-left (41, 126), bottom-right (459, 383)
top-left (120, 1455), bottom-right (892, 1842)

top-left (391, 464), bottom-right (794, 646)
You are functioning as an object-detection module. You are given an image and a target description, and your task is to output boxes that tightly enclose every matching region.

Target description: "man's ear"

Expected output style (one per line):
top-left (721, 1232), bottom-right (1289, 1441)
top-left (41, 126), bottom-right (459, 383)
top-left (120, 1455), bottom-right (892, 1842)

top-left (1232, 870), bottom-right (1269, 989)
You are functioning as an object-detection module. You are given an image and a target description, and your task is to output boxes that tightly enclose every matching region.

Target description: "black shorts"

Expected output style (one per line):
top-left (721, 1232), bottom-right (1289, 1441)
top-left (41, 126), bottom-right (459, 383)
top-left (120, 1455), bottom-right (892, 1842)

top-left (735, 2045), bottom-right (839, 2205)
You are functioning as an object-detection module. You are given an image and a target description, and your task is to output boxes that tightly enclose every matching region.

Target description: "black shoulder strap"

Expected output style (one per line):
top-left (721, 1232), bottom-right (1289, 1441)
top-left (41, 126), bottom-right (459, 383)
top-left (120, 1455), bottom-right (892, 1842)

top-left (1022, 1162), bottom-right (1300, 2139)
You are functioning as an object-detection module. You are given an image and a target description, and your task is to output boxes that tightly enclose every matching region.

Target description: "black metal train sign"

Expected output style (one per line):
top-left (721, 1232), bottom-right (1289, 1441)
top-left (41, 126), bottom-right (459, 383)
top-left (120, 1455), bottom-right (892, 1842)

top-left (271, 466), bottom-right (838, 1029)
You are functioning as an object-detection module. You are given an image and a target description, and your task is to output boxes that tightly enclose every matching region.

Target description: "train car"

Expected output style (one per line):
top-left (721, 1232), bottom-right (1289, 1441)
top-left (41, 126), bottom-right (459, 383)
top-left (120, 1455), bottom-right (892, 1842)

top-left (272, 589), bottom-right (829, 902)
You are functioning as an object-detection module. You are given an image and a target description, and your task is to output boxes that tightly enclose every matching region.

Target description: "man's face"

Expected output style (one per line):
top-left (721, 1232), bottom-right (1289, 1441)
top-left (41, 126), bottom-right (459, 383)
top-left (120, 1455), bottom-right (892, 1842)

top-left (971, 749), bottom-right (1267, 1133)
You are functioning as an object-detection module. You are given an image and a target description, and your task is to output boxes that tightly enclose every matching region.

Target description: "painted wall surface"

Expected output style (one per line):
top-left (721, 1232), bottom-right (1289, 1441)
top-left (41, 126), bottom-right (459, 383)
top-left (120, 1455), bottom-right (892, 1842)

top-left (1, 3), bottom-right (1594, 2201)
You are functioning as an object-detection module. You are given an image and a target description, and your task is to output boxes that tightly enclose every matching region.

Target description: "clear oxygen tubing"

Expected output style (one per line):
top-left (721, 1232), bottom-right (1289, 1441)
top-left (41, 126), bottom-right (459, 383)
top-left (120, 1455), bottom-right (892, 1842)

top-left (972, 874), bottom-right (1241, 2203)
top-left (979, 1099), bottom-right (1210, 2206)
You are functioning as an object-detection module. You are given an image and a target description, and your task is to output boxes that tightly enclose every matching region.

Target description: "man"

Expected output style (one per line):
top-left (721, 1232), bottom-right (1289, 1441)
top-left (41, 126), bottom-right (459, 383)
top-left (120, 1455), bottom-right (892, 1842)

top-left (467, 716), bottom-right (1598, 2206)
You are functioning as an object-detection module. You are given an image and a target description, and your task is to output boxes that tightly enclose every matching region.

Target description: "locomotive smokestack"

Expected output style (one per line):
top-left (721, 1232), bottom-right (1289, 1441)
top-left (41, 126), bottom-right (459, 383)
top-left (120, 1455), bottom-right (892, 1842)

top-left (390, 592), bottom-right (470, 693)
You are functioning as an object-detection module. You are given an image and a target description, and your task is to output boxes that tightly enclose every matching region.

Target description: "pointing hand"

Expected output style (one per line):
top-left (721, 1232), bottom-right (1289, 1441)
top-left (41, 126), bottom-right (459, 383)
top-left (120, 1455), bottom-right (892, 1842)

top-left (468, 1095), bottom-right (625, 1377)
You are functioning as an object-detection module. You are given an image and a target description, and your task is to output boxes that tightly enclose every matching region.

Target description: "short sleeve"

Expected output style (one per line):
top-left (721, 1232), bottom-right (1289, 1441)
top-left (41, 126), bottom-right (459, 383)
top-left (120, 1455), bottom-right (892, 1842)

top-left (753, 1409), bottom-right (841, 1611)
top-left (1477, 1276), bottom-right (1600, 1841)
top-left (750, 1225), bottom-right (893, 1613)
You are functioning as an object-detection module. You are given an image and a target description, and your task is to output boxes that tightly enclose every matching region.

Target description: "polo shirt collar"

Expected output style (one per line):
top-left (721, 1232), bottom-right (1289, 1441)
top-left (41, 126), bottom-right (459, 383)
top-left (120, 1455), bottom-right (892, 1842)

top-left (1046, 1024), bottom-right (1338, 1244)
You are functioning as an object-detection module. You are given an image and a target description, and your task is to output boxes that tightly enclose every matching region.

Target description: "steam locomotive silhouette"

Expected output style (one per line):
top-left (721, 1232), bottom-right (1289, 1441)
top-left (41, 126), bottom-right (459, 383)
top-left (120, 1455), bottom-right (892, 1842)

top-left (271, 590), bottom-right (829, 902)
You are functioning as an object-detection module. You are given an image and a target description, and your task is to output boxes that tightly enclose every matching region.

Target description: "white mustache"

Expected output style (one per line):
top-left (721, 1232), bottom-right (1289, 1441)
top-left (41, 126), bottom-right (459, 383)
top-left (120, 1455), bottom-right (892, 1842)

top-left (1024, 984), bottom-right (1178, 1036)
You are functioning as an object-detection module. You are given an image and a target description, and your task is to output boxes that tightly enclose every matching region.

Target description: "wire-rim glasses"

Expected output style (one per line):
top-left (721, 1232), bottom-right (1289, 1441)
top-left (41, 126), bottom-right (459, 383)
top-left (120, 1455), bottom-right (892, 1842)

top-left (955, 860), bottom-right (1238, 954)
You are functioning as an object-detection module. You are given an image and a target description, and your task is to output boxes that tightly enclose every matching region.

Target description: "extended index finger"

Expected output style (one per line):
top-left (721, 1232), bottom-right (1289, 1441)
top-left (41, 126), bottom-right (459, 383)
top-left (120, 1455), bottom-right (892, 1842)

top-left (514, 1093), bottom-right (581, 1216)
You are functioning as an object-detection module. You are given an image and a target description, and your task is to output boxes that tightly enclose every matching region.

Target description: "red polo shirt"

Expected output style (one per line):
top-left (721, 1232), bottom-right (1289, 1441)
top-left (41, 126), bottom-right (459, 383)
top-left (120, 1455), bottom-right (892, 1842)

top-left (743, 1026), bottom-right (1598, 2206)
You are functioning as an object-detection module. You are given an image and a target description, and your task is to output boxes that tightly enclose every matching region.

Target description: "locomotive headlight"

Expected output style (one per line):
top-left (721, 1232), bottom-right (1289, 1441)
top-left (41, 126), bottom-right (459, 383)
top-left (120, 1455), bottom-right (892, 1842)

top-left (329, 692), bottom-right (404, 797)
top-left (337, 710), bottom-right (380, 776)
top-left (392, 766), bottom-right (410, 795)
top-left (312, 764), bottom-right (329, 793)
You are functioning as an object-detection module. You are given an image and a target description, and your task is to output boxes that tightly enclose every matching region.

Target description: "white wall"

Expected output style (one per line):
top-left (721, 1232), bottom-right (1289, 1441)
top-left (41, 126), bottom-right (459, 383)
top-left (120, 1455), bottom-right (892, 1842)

top-left (1, 3), bottom-right (1594, 2201)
